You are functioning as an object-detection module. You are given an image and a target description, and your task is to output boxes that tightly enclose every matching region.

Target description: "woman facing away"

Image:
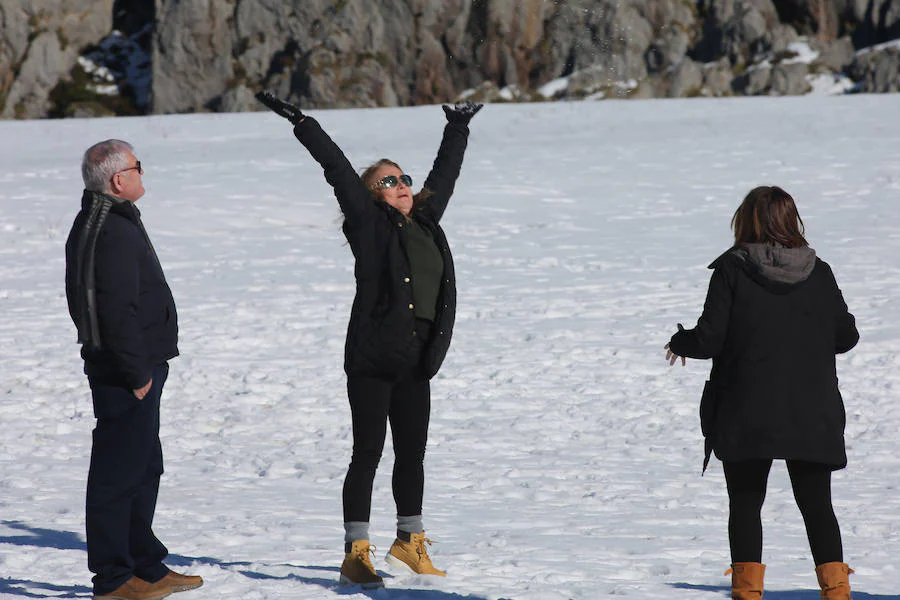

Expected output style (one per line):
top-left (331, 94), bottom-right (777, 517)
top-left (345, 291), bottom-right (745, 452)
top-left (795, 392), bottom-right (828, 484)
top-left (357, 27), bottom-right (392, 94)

top-left (257, 91), bottom-right (482, 588)
top-left (665, 186), bottom-right (859, 600)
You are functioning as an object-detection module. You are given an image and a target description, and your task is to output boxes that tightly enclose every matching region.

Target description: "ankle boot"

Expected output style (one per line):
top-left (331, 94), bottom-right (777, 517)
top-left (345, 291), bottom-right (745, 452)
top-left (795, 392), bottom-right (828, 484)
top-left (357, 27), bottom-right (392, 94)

top-left (725, 562), bottom-right (765, 600)
top-left (816, 562), bottom-right (853, 600)
top-left (340, 540), bottom-right (383, 588)
top-left (385, 531), bottom-right (446, 576)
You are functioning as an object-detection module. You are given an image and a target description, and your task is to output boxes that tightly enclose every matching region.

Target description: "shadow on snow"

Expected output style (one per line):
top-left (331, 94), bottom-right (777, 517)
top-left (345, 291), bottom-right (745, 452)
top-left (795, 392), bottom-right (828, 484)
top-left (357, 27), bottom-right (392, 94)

top-left (0, 520), bottom-right (86, 552)
top-left (0, 578), bottom-right (93, 599)
top-left (1, 520), bottom-right (492, 599)
top-left (0, 521), bottom-right (93, 598)
top-left (671, 582), bottom-right (900, 599)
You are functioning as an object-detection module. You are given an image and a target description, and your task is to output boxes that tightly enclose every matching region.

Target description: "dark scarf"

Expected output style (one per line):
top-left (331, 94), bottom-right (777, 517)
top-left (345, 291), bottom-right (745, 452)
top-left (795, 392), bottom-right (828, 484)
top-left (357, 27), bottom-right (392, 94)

top-left (73, 190), bottom-right (149, 348)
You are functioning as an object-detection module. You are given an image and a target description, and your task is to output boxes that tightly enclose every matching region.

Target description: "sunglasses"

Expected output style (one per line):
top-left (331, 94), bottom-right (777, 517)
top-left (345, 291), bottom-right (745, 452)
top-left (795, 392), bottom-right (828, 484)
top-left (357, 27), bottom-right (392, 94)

top-left (115, 160), bottom-right (143, 176)
top-left (374, 174), bottom-right (412, 190)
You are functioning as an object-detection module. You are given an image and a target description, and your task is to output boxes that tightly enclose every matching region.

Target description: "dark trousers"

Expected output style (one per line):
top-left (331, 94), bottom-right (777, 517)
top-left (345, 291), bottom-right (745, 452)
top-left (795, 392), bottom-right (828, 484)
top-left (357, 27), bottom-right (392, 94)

top-left (723, 459), bottom-right (843, 566)
top-left (86, 363), bottom-right (170, 594)
top-left (343, 322), bottom-right (432, 523)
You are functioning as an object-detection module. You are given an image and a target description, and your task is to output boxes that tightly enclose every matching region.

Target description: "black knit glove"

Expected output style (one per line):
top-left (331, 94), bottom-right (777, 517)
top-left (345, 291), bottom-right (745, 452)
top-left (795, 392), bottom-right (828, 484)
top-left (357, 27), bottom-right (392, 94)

top-left (255, 90), bottom-right (305, 124)
top-left (442, 101), bottom-right (483, 125)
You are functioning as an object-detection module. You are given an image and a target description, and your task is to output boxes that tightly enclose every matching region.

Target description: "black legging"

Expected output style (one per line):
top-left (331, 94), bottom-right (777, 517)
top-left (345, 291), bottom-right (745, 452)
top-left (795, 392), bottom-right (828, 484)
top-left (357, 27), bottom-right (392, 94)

top-left (723, 459), bottom-right (843, 566)
top-left (342, 320), bottom-right (432, 523)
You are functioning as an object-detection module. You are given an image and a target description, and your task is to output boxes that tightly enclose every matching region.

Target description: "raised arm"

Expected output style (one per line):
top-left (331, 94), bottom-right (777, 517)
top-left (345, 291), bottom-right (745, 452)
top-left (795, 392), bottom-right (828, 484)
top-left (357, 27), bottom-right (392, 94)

top-left (417, 102), bottom-right (483, 224)
top-left (256, 91), bottom-right (373, 225)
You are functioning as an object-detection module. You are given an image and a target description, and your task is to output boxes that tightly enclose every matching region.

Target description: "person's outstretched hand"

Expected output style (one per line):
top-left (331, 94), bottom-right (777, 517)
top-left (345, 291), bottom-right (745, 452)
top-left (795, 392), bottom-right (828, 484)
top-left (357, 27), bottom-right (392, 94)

top-left (665, 323), bottom-right (687, 367)
top-left (255, 90), bottom-right (306, 124)
top-left (442, 101), bottom-right (484, 125)
top-left (664, 343), bottom-right (686, 367)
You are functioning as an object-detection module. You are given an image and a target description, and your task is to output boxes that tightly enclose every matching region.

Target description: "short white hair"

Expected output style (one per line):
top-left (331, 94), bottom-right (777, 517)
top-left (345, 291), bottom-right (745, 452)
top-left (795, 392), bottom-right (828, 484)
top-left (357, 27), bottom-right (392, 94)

top-left (81, 139), bottom-right (134, 193)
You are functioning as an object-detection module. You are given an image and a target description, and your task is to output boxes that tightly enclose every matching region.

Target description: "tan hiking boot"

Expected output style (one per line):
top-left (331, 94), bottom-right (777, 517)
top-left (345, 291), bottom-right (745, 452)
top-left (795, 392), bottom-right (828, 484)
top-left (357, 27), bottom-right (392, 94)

top-left (340, 540), bottom-right (384, 588)
top-left (94, 576), bottom-right (172, 600)
top-left (158, 571), bottom-right (203, 593)
top-left (385, 531), bottom-right (446, 576)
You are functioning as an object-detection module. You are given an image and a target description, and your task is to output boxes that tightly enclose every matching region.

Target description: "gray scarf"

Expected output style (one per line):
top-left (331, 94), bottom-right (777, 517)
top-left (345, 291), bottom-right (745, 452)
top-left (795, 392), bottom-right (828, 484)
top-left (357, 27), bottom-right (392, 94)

top-left (74, 190), bottom-right (132, 347)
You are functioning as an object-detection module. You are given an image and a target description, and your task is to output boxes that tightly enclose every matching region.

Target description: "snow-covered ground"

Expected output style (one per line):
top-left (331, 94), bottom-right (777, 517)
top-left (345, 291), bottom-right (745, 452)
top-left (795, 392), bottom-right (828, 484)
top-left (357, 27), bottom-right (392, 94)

top-left (1, 95), bottom-right (899, 599)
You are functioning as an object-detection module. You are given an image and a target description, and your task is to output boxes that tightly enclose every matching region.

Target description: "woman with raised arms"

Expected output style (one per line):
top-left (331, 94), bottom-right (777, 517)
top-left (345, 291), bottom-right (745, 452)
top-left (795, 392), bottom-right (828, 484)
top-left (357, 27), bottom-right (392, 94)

top-left (257, 91), bottom-right (482, 588)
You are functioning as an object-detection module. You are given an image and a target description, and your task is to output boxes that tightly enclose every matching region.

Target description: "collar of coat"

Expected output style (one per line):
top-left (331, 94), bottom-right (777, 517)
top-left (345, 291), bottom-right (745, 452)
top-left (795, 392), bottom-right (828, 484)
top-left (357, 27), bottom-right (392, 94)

top-left (81, 189), bottom-right (139, 220)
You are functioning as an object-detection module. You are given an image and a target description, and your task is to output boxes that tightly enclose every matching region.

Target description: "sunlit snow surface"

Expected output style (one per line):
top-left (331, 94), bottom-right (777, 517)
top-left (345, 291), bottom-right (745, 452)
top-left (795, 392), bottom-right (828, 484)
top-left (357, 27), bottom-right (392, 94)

top-left (1, 96), bottom-right (899, 599)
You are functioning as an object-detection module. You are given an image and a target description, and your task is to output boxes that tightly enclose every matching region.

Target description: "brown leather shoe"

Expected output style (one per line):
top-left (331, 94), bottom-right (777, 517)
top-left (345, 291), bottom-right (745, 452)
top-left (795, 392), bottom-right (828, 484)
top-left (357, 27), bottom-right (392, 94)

top-left (159, 571), bottom-right (204, 592)
top-left (94, 576), bottom-right (172, 600)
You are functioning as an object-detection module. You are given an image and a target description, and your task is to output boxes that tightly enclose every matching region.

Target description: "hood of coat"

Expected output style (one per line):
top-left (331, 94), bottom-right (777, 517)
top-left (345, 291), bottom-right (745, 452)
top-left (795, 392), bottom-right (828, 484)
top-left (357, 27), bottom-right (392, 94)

top-left (708, 244), bottom-right (818, 293)
top-left (739, 243), bottom-right (816, 285)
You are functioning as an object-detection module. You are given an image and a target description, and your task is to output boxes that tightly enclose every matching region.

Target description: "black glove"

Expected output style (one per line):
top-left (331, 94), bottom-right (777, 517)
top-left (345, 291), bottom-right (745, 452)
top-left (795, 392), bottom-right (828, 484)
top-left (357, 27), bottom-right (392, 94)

top-left (255, 90), bottom-right (305, 125)
top-left (442, 101), bottom-right (483, 125)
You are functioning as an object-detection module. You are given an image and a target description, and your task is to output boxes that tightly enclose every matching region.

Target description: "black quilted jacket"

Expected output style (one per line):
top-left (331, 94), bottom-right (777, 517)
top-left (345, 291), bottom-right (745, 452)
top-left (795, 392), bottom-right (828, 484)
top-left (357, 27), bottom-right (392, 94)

top-left (294, 117), bottom-right (469, 380)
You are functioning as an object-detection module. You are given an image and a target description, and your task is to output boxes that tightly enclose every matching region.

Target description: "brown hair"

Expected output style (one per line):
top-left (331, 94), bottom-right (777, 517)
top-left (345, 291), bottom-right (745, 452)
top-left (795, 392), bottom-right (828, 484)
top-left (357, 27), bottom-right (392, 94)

top-left (360, 158), bottom-right (433, 206)
top-left (731, 186), bottom-right (808, 248)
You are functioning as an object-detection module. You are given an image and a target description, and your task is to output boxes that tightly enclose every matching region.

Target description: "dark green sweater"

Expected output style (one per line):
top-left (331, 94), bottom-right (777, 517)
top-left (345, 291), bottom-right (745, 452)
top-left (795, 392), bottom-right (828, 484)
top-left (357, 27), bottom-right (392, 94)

top-left (406, 219), bottom-right (444, 321)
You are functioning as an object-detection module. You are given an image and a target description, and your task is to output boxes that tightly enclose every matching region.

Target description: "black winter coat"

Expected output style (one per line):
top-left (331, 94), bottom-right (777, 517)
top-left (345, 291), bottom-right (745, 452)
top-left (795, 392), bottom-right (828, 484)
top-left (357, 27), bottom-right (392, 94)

top-left (294, 117), bottom-right (468, 380)
top-left (669, 246), bottom-right (859, 470)
top-left (65, 191), bottom-right (179, 389)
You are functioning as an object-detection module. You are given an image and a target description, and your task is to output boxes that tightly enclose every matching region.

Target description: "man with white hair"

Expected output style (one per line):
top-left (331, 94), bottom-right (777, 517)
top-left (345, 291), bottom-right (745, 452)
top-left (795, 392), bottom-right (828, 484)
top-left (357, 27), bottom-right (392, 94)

top-left (65, 140), bottom-right (202, 600)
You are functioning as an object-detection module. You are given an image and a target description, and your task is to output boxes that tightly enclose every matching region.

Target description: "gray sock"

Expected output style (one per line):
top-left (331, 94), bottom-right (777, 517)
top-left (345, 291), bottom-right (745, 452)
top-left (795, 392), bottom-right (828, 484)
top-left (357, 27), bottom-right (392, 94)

top-left (396, 515), bottom-right (423, 537)
top-left (344, 521), bottom-right (369, 550)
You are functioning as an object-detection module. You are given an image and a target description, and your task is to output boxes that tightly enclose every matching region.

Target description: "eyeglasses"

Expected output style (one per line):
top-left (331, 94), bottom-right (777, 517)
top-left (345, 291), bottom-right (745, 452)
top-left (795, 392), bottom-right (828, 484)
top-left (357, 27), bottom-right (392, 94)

top-left (115, 160), bottom-right (143, 176)
top-left (374, 174), bottom-right (412, 190)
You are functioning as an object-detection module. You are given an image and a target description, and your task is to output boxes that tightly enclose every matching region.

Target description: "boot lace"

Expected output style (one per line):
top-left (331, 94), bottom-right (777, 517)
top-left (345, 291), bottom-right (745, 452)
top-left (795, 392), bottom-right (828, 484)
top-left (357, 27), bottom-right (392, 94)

top-left (415, 536), bottom-right (435, 564)
top-left (356, 544), bottom-right (377, 571)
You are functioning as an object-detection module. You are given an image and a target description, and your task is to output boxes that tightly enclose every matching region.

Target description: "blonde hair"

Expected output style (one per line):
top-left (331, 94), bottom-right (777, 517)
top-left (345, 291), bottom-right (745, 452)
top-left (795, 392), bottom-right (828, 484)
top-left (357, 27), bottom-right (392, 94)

top-left (360, 159), bottom-right (433, 205)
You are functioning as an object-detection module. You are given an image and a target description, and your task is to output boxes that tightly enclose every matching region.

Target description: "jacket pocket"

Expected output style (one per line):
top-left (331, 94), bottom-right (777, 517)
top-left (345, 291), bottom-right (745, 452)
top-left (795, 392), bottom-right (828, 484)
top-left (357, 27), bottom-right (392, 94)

top-left (89, 381), bottom-right (141, 420)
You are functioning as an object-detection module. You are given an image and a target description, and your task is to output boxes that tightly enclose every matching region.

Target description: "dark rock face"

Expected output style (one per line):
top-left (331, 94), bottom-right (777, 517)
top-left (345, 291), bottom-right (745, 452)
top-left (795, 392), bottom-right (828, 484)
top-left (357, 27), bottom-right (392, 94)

top-left (0, 0), bottom-right (114, 119)
top-left (151, 0), bottom-right (235, 113)
top-left (0, 0), bottom-right (897, 119)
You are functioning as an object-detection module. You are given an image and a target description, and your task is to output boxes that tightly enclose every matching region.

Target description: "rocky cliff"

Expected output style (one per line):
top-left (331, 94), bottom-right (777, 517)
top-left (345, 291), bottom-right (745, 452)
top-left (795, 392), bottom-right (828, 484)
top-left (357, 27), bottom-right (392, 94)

top-left (1, 0), bottom-right (898, 119)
